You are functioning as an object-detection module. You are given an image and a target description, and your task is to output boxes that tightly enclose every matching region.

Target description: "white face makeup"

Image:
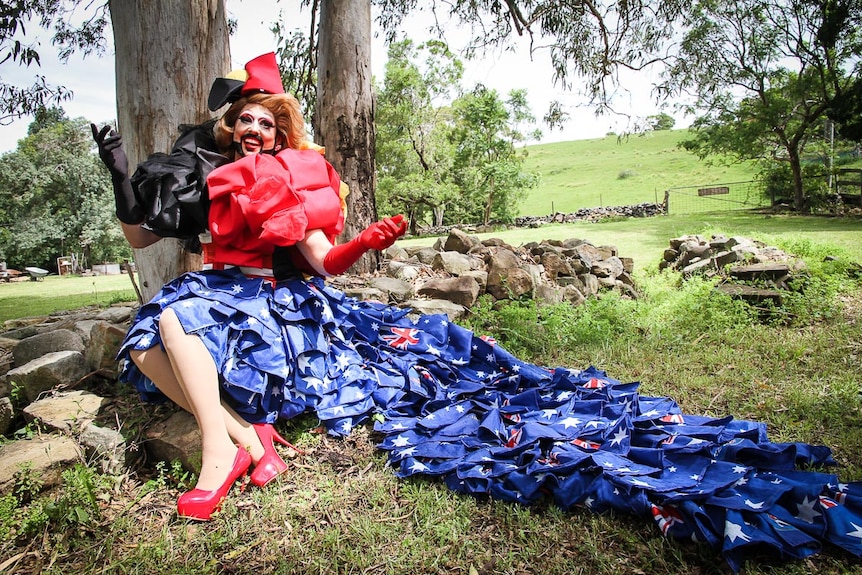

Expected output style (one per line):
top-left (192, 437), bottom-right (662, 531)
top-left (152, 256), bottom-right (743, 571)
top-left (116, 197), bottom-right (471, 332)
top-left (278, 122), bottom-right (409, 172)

top-left (233, 103), bottom-right (278, 156)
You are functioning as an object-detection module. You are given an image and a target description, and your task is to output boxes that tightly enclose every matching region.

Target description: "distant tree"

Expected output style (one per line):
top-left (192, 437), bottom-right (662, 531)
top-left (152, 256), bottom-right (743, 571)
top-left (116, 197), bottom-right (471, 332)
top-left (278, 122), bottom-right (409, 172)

top-left (449, 85), bottom-right (539, 225)
top-left (828, 76), bottom-right (862, 142)
top-left (2, 1), bottom-right (231, 298)
top-left (272, 4), bottom-right (320, 121)
top-left (648, 112), bottom-right (675, 131)
top-left (0, 112), bottom-right (129, 270)
top-left (543, 100), bottom-right (570, 133)
top-left (375, 39), bottom-right (462, 232)
top-left (662, 0), bottom-right (861, 211)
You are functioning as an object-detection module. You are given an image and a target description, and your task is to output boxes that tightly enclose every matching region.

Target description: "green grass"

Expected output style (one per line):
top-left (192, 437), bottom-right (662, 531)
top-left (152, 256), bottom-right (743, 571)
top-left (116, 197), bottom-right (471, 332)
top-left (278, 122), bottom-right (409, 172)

top-left (520, 129), bottom-right (758, 216)
top-left (4, 136), bottom-right (862, 574)
top-left (0, 274), bottom-right (138, 324)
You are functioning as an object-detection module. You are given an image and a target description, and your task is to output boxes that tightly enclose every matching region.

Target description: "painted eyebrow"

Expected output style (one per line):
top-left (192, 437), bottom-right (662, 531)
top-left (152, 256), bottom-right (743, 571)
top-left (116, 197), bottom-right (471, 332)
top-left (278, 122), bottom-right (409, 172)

top-left (238, 113), bottom-right (276, 128)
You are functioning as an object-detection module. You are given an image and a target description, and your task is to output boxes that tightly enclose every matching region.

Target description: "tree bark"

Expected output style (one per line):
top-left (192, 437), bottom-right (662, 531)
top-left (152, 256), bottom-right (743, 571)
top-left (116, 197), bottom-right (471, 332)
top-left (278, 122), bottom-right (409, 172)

top-left (109, 0), bottom-right (230, 301)
top-left (788, 148), bottom-right (805, 212)
top-left (316, 0), bottom-right (378, 274)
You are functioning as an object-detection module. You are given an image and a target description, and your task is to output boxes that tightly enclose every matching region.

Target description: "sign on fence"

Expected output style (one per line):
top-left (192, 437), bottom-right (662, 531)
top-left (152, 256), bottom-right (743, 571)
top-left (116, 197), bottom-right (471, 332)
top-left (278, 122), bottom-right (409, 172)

top-left (697, 186), bottom-right (730, 196)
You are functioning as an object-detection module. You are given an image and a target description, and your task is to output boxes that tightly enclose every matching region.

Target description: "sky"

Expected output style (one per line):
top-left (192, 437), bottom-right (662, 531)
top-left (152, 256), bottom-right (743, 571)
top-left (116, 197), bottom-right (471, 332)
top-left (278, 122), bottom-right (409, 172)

top-left (0, 0), bottom-right (685, 154)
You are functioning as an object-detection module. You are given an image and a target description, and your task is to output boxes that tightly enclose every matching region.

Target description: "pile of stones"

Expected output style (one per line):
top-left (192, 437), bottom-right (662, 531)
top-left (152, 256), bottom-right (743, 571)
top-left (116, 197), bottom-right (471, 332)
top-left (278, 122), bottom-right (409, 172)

top-left (416, 202), bottom-right (665, 237)
top-left (330, 228), bottom-right (639, 320)
top-left (659, 233), bottom-right (807, 306)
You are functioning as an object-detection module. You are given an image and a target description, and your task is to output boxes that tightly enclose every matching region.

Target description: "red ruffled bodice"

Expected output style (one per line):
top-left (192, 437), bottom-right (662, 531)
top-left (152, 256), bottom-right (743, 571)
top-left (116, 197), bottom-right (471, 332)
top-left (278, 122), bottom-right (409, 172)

top-left (204, 148), bottom-right (345, 269)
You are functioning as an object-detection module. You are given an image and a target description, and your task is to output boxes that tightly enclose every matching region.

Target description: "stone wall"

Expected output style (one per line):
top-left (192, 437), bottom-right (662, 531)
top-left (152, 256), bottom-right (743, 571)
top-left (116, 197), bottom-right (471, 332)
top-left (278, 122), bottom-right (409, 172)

top-left (330, 228), bottom-right (640, 320)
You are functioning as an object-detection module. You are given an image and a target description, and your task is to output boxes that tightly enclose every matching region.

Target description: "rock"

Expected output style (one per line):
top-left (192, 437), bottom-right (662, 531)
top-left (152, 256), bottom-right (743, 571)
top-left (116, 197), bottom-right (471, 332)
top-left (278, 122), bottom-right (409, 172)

top-left (144, 410), bottom-right (202, 474)
top-left (412, 247), bottom-right (440, 265)
top-left (591, 256), bottom-right (625, 279)
top-left (12, 328), bottom-right (85, 367)
top-left (432, 251), bottom-right (474, 276)
top-left (342, 286), bottom-right (388, 303)
top-left (486, 250), bottom-right (534, 300)
top-left (386, 260), bottom-right (422, 282)
top-left (418, 276), bottom-right (481, 307)
top-left (8, 350), bottom-right (89, 403)
top-left (0, 397), bottom-right (13, 435)
top-left (0, 435), bottom-right (81, 492)
top-left (23, 390), bottom-right (108, 433)
top-left (85, 321), bottom-right (128, 373)
top-left (443, 228), bottom-right (481, 253)
top-left (541, 252), bottom-right (573, 281)
top-left (369, 277), bottom-right (415, 303)
top-left (81, 422), bottom-right (128, 474)
top-left (403, 298), bottom-right (467, 320)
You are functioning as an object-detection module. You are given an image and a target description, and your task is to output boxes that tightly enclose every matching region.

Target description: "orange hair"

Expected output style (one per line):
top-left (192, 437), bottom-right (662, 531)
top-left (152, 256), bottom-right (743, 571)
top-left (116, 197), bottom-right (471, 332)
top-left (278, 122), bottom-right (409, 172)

top-left (214, 92), bottom-right (308, 158)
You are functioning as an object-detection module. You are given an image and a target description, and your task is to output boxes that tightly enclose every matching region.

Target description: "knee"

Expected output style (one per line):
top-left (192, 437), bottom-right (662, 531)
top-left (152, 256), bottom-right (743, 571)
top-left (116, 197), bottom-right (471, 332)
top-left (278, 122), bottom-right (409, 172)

top-left (159, 307), bottom-right (183, 340)
top-left (129, 348), bottom-right (145, 369)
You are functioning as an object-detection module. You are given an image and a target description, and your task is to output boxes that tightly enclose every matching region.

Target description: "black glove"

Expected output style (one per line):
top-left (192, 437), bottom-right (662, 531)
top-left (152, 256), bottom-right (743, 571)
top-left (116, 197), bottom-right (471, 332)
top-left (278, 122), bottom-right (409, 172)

top-left (91, 123), bottom-right (144, 224)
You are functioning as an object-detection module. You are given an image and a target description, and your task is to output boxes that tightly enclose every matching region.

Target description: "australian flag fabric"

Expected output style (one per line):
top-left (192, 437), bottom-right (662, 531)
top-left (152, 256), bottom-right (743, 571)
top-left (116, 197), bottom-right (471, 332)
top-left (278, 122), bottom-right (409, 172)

top-left (119, 268), bottom-right (862, 571)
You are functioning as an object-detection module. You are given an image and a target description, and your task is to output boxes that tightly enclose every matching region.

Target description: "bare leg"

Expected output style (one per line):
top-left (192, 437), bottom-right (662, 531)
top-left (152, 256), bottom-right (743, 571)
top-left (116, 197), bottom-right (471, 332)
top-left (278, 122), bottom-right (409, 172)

top-left (157, 308), bottom-right (253, 490)
top-left (130, 346), bottom-right (265, 462)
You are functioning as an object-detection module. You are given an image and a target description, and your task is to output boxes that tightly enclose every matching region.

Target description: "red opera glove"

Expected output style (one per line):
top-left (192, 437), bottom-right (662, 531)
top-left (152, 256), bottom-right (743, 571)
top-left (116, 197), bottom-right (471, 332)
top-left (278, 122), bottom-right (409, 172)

top-left (323, 214), bottom-right (407, 275)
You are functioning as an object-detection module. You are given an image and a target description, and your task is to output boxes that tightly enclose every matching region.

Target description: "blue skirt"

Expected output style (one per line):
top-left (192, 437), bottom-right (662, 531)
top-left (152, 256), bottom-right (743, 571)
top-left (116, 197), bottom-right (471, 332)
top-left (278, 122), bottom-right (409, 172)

top-left (118, 267), bottom-right (862, 571)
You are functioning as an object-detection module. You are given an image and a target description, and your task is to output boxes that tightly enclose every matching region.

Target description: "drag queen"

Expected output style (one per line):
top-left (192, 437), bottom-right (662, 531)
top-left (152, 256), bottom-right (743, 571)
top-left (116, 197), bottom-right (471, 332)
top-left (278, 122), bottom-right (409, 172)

top-left (94, 53), bottom-right (862, 571)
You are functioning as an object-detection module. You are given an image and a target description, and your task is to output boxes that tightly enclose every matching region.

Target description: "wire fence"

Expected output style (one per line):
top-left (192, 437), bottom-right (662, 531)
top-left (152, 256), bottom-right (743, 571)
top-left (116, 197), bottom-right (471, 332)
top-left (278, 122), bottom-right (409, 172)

top-left (664, 170), bottom-right (862, 214)
top-left (663, 180), bottom-right (770, 215)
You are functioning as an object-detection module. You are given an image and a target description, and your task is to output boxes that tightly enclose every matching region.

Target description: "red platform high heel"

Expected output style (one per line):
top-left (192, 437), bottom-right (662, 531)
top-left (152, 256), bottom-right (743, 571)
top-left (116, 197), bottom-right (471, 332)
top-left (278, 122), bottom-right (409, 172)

top-left (177, 447), bottom-right (252, 521)
top-left (250, 423), bottom-right (304, 487)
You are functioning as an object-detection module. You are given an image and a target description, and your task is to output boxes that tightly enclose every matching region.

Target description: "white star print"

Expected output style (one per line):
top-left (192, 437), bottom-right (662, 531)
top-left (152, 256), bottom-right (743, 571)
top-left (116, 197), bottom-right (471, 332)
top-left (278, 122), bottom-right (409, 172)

top-left (391, 435), bottom-right (411, 447)
top-left (610, 429), bottom-right (628, 446)
top-left (847, 522), bottom-right (862, 541)
top-left (725, 521), bottom-right (751, 543)
top-left (796, 496), bottom-right (822, 524)
top-left (335, 353), bottom-right (351, 370)
top-left (560, 417), bottom-right (582, 429)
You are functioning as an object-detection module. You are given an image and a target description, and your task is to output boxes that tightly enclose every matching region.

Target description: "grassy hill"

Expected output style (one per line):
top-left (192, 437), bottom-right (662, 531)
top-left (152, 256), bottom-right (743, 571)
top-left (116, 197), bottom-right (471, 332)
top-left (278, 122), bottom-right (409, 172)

top-left (520, 129), bottom-right (758, 216)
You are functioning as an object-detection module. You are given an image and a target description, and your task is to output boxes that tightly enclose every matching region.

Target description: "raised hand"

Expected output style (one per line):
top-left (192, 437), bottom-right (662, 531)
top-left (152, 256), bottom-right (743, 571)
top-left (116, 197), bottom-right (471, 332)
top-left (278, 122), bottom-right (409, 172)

top-left (91, 124), bottom-right (129, 180)
top-left (323, 214), bottom-right (408, 275)
top-left (91, 123), bottom-right (143, 224)
top-left (358, 214), bottom-right (408, 250)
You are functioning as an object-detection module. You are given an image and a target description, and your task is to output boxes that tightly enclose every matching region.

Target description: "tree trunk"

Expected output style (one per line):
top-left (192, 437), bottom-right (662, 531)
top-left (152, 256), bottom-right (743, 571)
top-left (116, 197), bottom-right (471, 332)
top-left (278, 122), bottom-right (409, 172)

top-left (109, 0), bottom-right (230, 301)
top-left (316, 0), bottom-right (378, 274)
top-left (788, 148), bottom-right (806, 212)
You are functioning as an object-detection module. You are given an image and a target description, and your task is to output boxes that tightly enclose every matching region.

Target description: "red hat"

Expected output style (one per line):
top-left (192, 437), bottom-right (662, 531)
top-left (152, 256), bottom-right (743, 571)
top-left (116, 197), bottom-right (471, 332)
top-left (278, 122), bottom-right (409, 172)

top-left (208, 52), bottom-right (285, 111)
top-left (241, 52), bottom-right (285, 96)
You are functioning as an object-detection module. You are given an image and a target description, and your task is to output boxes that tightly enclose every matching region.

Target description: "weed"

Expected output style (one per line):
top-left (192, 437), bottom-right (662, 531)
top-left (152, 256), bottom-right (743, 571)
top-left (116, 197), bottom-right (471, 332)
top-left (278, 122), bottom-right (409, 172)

top-left (142, 459), bottom-right (194, 494)
top-left (12, 461), bottom-right (43, 504)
